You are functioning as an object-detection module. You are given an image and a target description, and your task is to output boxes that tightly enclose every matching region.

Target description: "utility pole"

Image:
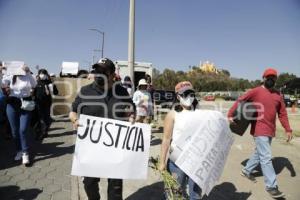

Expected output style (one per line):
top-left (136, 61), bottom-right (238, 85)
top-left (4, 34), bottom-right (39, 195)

top-left (89, 28), bottom-right (105, 58)
top-left (128, 0), bottom-right (135, 89)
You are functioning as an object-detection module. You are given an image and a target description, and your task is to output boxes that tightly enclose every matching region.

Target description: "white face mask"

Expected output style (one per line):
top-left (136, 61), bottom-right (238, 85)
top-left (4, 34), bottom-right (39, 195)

top-left (39, 74), bottom-right (47, 80)
top-left (179, 96), bottom-right (195, 107)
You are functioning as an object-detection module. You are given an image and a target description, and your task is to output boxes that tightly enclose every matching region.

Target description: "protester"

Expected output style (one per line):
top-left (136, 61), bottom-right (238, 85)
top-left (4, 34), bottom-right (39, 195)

top-left (132, 79), bottom-right (153, 123)
top-left (145, 74), bottom-right (155, 123)
top-left (159, 81), bottom-right (202, 199)
top-left (122, 76), bottom-right (133, 97)
top-left (145, 74), bottom-right (154, 95)
top-left (0, 63), bottom-right (12, 140)
top-left (2, 65), bottom-right (37, 166)
top-left (227, 68), bottom-right (293, 199)
top-left (69, 58), bottom-right (135, 200)
top-left (35, 69), bottom-right (58, 139)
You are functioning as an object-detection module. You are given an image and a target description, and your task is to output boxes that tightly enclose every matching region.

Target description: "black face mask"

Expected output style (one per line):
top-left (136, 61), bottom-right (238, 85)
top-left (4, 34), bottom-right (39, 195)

top-left (95, 77), bottom-right (105, 86)
top-left (264, 78), bottom-right (275, 89)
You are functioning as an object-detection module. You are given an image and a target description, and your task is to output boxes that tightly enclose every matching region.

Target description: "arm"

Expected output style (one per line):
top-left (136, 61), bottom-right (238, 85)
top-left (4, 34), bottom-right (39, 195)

top-left (123, 88), bottom-right (136, 124)
top-left (50, 83), bottom-right (59, 95)
top-left (159, 110), bottom-right (175, 171)
top-left (1, 74), bottom-right (11, 88)
top-left (278, 95), bottom-right (293, 142)
top-left (227, 89), bottom-right (256, 120)
top-left (132, 91), bottom-right (144, 106)
top-left (69, 92), bottom-right (82, 130)
top-left (69, 111), bottom-right (80, 129)
top-left (29, 74), bottom-right (37, 88)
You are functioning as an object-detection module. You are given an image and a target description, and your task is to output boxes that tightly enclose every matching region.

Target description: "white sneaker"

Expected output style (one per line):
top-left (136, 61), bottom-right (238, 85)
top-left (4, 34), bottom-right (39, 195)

top-left (14, 151), bottom-right (23, 161)
top-left (22, 153), bottom-right (30, 165)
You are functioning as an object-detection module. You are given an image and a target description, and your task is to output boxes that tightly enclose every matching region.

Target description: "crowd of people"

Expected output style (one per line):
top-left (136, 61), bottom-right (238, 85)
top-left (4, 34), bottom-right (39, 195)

top-left (69, 58), bottom-right (293, 200)
top-left (0, 63), bottom-right (58, 166)
top-left (0, 58), bottom-right (294, 199)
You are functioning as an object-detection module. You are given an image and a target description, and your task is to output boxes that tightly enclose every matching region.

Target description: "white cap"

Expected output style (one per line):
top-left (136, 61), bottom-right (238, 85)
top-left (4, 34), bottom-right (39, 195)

top-left (138, 79), bottom-right (147, 86)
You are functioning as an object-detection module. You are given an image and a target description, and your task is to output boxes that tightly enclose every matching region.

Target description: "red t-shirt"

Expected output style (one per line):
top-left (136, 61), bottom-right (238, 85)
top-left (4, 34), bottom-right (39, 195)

top-left (227, 86), bottom-right (292, 137)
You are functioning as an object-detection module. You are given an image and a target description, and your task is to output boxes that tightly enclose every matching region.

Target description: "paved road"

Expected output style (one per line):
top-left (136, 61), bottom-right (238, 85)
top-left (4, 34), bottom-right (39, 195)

top-left (0, 117), bottom-right (75, 200)
top-left (1, 117), bottom-right (299, 200)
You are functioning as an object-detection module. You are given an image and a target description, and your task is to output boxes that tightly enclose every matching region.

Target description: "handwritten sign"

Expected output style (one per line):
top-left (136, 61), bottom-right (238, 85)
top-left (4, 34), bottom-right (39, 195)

top-left (171, 110), bottom-right (234, 195)
top-left (71, 114), bottom-right (151, 179)
top-left (4, 61), bottom-right (25, 75)
top-left (61, 61), bottom-right (79, 75)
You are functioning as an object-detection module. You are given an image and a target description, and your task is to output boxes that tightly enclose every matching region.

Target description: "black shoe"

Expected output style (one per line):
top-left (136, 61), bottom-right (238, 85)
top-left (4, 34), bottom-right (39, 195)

top-left (267, 187), bottom-right (285, 199)
top-left (240, 169), bottom-right (257, 183)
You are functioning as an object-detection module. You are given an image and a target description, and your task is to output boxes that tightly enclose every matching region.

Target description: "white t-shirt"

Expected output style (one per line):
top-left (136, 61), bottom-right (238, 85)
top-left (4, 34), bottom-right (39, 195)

top-left (2, 74), bottom-right (37, 98)
top-left (132, 90), bottom-right (153, 116)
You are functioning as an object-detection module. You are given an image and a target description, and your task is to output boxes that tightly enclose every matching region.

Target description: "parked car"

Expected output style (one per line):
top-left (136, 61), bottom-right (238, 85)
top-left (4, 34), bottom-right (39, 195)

top-left (203, 94), bottom-right (215, 101)
top-left (283, 94), bottom-right (297, 107)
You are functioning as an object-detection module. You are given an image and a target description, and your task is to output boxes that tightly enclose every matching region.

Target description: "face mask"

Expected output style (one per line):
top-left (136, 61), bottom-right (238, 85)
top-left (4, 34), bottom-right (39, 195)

top-left (264, 78), bottom-right (275, 89)
top-left (39, 74), bottom-right (47, 80)
top-left (179, 96), bottom-right (195, 107)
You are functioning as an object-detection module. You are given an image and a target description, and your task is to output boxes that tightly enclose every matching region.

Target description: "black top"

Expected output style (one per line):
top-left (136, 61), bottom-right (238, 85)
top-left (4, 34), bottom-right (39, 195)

top-left (35, 80), bottom-right (58, 105)
top-left (72, 82), bottom-right (135, 121)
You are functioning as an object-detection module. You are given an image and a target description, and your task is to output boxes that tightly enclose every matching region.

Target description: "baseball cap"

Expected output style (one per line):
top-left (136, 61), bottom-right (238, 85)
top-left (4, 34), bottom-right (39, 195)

top-left (138, 79), bottom-right (147, 86)
top-left (92, 58), bottom-right (115, 74)
top-left (175, 81), bottom-right (194, 94)
top-left (263, 68), bottom-right (277, 78)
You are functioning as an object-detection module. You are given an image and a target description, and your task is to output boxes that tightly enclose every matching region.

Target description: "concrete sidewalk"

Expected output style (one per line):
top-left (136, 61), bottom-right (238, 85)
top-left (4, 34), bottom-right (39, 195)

top-left (1, 118), bottom-right (299, 200)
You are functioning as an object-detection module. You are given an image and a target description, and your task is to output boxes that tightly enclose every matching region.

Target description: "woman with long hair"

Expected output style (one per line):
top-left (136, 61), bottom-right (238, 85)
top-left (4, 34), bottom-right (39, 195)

top-left (159, 81), bottom-right (202, 199)
top-left (2, 65), bottom-right (36, 166)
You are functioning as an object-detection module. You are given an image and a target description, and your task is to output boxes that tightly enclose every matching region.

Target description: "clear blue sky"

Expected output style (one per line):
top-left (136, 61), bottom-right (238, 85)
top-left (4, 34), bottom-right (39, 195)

top-left (1, 0), bottom-right (299, 80)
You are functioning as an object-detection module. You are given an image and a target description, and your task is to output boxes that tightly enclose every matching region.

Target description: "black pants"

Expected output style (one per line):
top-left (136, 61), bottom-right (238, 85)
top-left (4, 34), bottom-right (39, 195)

top-left (83, 177), bottom-right (123, 200)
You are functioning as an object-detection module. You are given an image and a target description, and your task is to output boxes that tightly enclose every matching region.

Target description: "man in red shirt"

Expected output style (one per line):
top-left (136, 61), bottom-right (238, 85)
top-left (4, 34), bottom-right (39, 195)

top-left (228, 68), bottom-right (293, 199)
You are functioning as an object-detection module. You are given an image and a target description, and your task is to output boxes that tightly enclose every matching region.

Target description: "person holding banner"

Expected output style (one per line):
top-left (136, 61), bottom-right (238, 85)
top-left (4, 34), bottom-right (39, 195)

top-left (69, 58), bottom-right (135, 200)
top-left (159, 81), bottom-right (202, 200)
top-left (1, 65), bottom-right (37, 166)
top-left (228, 68), bottom-right (293, 199)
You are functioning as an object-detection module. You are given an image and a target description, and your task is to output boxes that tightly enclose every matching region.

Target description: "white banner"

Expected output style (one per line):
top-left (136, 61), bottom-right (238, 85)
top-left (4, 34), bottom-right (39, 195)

top-left (172, 110), bottom-right (234, 195)
top-left (4, 61), bottom-right (25, 75)
top-left (71, 114), bottom-right (151, 179)
top-left (61, 61), bottom-right (79, 75)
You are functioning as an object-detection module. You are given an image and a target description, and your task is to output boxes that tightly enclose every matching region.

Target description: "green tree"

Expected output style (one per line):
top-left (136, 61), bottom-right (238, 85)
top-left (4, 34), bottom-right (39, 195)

top-left (275, 73), bottom-right (297, 89)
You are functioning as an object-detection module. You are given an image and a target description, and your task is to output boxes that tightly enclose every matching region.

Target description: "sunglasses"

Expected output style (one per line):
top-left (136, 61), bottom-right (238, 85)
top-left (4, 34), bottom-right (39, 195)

top-left (179, 91), bottom-right (195, 98)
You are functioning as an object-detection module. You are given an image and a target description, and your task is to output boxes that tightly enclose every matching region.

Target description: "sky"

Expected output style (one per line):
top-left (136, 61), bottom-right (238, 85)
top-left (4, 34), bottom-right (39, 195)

top-left (0, 0), bottom-right (300, 80)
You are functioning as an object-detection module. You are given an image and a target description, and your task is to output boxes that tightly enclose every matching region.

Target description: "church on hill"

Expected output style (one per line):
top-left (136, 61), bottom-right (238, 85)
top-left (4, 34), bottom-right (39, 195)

top-left (199, 61), bottom-right (220, 74)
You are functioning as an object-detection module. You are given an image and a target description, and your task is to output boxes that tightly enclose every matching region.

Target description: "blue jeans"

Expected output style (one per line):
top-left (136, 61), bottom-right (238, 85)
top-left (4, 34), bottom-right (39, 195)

top-left (167, 160), bottom-right (202, 200)
top-left (6, 103), bottom-right (32, 153)
top-left (243, 136), bottom-right (277, 189)
top-left (0, 92), bottom-right (6, 123)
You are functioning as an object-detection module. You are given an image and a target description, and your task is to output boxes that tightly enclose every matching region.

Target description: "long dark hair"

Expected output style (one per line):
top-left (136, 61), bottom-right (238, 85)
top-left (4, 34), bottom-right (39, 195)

top-left (12, 75), bottom-right (18, 85)
top-left (37, 69), bottom-right (50, 81)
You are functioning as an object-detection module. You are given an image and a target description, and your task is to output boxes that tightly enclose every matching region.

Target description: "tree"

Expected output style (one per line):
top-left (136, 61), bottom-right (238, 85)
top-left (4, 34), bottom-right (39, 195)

top-left (152, 68), bottom-right (160, 80)
top-left (276, 73), bottom-right (297, 89)
top-left (221, 69), bottom-right (230, 77)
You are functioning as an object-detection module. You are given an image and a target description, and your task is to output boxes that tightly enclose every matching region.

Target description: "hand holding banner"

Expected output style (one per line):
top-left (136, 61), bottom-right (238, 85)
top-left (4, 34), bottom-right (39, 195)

top-left (171, 110), bottom-right (234, 195)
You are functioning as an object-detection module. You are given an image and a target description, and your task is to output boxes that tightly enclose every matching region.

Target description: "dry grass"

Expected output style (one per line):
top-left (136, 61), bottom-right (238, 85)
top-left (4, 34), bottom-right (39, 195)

top-left (276, 114), bottom-right (300, 138)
